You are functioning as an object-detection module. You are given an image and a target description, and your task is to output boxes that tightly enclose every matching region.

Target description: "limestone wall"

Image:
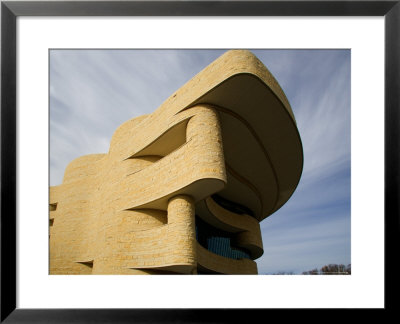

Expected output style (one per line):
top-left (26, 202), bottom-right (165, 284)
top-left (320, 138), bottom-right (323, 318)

top-left (49, 50), bottom-right (303, 275)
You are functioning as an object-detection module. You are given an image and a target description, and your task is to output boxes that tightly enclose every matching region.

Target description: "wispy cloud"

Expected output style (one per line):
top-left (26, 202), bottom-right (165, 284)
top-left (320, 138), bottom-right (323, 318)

top-left (254, 50), bottom-right (351, 273)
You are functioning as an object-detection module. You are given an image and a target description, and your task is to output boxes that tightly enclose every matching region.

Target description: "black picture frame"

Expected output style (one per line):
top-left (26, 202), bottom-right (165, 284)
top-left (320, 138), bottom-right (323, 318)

top-left (1, 0), bottom-right (399, 322)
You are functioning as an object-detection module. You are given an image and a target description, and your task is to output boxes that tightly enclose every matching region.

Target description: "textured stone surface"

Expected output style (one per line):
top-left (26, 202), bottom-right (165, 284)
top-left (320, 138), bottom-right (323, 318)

top-left (49, 50), bottom-right (303, 275)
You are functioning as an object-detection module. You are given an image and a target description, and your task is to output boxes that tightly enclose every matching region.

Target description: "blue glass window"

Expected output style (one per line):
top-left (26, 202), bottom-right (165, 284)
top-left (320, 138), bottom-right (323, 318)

top-left (195, 216), bottom-right (250, 260)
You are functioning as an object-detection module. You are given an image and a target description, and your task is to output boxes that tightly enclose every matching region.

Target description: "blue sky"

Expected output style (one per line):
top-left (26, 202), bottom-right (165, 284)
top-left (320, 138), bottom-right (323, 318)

top-left (50, 49), bottom-right (351, 274)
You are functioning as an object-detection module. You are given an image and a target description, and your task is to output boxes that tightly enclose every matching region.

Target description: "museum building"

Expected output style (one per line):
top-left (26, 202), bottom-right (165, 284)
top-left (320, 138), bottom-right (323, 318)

top-left (49, 50), bottom-right (303, 275)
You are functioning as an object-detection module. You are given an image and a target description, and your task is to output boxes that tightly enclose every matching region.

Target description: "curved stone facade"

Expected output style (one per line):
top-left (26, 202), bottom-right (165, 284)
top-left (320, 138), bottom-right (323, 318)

top-left (49, 50), bottom-right (303, 274)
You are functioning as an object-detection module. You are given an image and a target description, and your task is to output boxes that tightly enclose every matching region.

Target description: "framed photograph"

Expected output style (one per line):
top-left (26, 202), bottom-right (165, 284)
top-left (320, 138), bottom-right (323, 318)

top-left (2, 0), bottom-right (399, 321)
